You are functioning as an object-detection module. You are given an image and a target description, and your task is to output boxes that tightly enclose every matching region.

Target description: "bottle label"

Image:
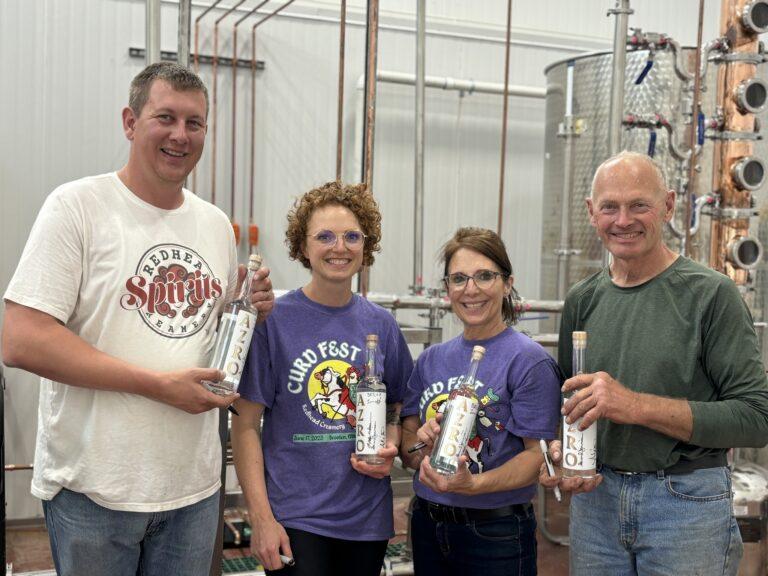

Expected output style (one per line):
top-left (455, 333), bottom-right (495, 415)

top-left (562, 415), bottom-right (597, 471)
top-left (355, 390), bottom-right (387, 455)
top-left (433, 396), bottom-right (479, 462)
top-left (220, 310), bottom-right (257, 391)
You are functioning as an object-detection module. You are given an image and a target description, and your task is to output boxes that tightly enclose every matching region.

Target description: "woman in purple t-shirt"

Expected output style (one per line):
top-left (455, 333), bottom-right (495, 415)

top-left (231, 181), bottom-right (413, 576)
top-left (400, 227), bottom-right (562, 576)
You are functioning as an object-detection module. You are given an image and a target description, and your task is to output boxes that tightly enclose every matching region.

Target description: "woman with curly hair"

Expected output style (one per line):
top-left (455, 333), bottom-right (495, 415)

top-left (231, 182), bottom-right (413, 576)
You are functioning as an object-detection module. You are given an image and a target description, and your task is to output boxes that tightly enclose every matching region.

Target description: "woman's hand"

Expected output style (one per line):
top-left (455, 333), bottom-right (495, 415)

top-left (419, 454), bottom-right (477, 495)
top-left (350, 441), bottom-right (399, 479)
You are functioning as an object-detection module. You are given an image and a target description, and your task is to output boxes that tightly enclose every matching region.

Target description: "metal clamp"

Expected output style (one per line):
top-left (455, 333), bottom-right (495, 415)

top-left (557, 117), bottom-right (585, 137)
top-left (553, 248), bottom-right (583, 257)
top-left (712, 207), bottom-right (760, 219)
top-left (706, 130), bottom-right (763, 141)
top-left (712, 52), bottom-right (768, 65)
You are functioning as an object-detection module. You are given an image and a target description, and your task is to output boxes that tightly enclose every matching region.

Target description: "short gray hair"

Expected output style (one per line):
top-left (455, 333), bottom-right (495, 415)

top-left (590, 150), bottom-right (667, 198)
top-left (128, 62), bottom-right (209, 118)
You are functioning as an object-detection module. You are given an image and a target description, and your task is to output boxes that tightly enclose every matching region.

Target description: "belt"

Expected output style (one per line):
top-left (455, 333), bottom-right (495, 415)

top-left (608, 453), bottom-right (728, 476)
top-left (418, 497), bottom-right (530, 524)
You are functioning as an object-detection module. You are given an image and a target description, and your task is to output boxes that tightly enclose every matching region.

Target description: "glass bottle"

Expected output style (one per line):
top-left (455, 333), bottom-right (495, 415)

top-left (205, 253), bottom-right (262, 395)
top-left (562, 331), bottom-right (597, 477)
top-left (355, 334), bottom-right (387, 464)
top-left (430, 345), bottom-right (485, 475)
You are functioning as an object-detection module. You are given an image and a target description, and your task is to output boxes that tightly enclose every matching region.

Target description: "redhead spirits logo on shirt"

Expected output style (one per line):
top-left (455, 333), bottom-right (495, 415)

top-left (120, 244), bottom-right (224, 338)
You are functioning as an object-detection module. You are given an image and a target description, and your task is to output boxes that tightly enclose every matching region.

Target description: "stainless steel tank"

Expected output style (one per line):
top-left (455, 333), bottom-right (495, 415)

top-left (539, 48), bottom-right (768, 572)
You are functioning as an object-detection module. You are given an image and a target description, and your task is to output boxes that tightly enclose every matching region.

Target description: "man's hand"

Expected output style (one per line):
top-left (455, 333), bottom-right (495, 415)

top-left (250, 515), bottom-right (292, 572)
top-left (152, 368), bottom-right (238, 414)
top-left (237, 264), bottom-right (274, 323)
top-left (419, 455), bottom-right (476, 495)
top-left (562, 371), bottom-right (640, 430)
top-left (350, 441), bottom-right (399, 479)
top-left (537, 439), bottom-right (603, 495)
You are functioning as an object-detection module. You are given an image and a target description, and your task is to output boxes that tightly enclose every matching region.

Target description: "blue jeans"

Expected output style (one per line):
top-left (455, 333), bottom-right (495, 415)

top-left (42, 488), bottom-right (220, 576)
top-left (410, 498), bottom-right (537, 576)
top-left (570, 466), bottom-right (742, 576)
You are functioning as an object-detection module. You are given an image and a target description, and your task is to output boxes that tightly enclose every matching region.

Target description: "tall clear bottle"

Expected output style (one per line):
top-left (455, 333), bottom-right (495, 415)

top-left (562, 331), bottom-right (597, 477)
top-left (430, 345), bottom-right (485, 475)
top-left (355, 334), bottom-right (387, 464)
top-left (205, 253), bottom-right (262, 395)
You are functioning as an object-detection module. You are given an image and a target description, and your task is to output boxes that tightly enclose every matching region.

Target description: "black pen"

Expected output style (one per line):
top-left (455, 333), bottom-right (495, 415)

top-left (228, 405), bottom-right (240, 416)
top-left (407, 441), bottom-right (427, 454)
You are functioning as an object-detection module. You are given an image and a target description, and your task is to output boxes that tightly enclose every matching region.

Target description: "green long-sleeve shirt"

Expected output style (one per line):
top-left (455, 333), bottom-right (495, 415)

top-left (559, 256), bottom-right (768, 472)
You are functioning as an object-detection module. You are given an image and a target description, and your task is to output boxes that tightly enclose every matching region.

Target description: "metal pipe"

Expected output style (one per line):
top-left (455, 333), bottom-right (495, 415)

top-left (365, 292), bottom-right (564, 313)
top-left (413, 0), bottom-right (426, 295)
top-left (336, 0), bottom-right (348, 181)
top-left (359, 0), bottom-right (380, 297)
top-left (161, 0), bottom-right (596, 54)
top-left (146, 0), bottom-right (162, 65)
top-left (683, 0), bottom-right (706, 257)
top-left (373, 71), bottom-right (545, 97)
top-left (497, 0), bottom-right (512, 235)
top-left (211, 1), bottom-right (247, 209)
top-left (243, 0), bottom-right (272, 228)
top-left (607, 0), bottom-right (632, 156)
top-left (362, 0), bottom-right (380, 191)
top-left (192, 0), bottom-right (223, 194)
top-left (351, 71), bottom-right (545, 209)
top-left (229, 3), bottom-right (264, 236)
top-left (556, 61), bottom-right (576, 302)
top-left (178, 0), bottom-right (192, 67)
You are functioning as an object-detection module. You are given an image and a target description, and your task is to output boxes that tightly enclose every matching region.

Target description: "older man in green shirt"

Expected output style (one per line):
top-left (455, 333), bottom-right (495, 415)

top-left (541, 151), bottom-right (768, 576)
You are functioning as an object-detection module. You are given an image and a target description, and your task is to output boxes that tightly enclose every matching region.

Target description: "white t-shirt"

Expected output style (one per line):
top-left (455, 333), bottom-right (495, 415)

top-left (4, 172), bottom-right (238, 512)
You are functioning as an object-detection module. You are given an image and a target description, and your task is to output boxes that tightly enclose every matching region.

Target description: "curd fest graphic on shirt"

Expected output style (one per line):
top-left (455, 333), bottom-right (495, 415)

top-left (119, 244), bottom-right (224, 338)
top-left (285, 339), bottom-right (373, 443)
top-left (420, 379), bottom-right (506, 473)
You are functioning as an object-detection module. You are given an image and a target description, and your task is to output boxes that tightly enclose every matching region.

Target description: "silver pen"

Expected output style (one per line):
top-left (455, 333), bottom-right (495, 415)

top-left (280, 554), bottom-right (295, 567)
top-left (540, 439), bottom-right (562, 502)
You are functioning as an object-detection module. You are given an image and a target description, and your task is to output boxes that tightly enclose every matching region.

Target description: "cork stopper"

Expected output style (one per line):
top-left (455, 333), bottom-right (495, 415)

top-left (572, 331), bottom-right (587, 349)
top-left (247, 253), bottom-right (263, 271)
top-left (366, 334), bottom-right (379, 348)
top-left (471, 345), bottom-right (486, 361)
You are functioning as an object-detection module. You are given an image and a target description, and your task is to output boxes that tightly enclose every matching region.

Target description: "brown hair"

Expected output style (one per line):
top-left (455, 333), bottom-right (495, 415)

top-left (129, 62), bottom-right (209, 118)
top-left (440, 227), bottom-right (520, 325)
top-left (285, 181), bottom-right (382, 268)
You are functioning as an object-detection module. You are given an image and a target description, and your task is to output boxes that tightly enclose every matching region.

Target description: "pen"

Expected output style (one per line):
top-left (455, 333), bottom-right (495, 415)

top-left (407, 441), bottom-right (427, 454)
top-left (540, 439), bottom-right (562, 502)
top-left (228, 405), bottom-right (239, 416)
top-left (280, 554), bottom-right (295, 566)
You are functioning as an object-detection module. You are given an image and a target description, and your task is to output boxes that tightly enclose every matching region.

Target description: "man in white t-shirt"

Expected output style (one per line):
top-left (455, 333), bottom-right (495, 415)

top-left (1, 62), bottom-right (274, 576)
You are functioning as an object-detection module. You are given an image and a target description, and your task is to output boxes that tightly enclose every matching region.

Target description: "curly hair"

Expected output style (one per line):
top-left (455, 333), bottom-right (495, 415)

top-left (285, 181), bottom-right (382, 268)
top-left (440, 227), bottom-right (520, 325)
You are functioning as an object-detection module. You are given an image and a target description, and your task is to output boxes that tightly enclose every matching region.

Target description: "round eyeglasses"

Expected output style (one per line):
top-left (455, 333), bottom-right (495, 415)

top-left (443, 270), bottom-right (506, 290)
top-left (308, 229), bottom-right (367, 249)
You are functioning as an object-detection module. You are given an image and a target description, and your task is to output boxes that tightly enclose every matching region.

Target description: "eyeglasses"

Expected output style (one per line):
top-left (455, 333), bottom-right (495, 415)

top-left (443, 270), bottom-right (506, 290)
top-left (308, 229), bottom-right (367, 249)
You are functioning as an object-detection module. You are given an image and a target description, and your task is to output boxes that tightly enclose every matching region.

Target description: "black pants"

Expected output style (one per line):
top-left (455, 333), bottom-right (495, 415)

top-left (264, 527), bottom-right (388, 576)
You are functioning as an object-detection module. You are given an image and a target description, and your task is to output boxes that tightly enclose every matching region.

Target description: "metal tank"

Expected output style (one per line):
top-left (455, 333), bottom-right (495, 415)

top-left (539, 47), bottom-right (768, 572)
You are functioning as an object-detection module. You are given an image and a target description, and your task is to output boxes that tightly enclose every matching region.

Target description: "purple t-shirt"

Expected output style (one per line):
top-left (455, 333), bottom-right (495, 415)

top-left (401, 328), bottom-right (561, 508)
top-left (239, 289), bottom-right (413, 541)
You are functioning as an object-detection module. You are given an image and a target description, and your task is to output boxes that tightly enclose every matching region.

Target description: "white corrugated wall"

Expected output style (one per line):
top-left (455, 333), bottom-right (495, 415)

top-left (1, 0), bottom-right (716, 520)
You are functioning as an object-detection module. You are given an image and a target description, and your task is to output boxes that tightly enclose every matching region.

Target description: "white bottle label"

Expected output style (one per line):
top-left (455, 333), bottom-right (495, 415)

top-left (355, 390), bottom-right (387, 455)
top-left (221, 310), bottom-right (257, 391)
top-left (434, 396), bottom-right (479, 462)
top-left (562, 415), bottom-right (597, 471)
